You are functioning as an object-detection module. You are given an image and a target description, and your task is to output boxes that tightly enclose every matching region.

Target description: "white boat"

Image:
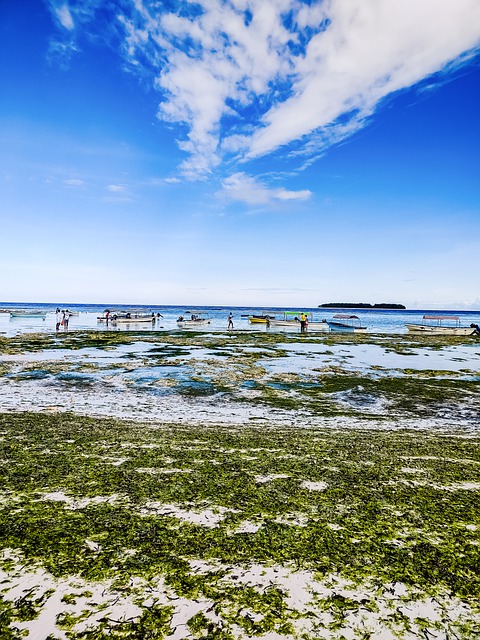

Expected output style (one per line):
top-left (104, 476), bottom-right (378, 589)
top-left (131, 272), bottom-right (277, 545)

top-left (327, 314), bottom-right (367, 333)
top-left (269, 311), bottom-right (329, 332)
top-left (177, 312), bottom-right (211, 328)
top-left (405, 315), bottom-right (476, 336)
top-left (111, 313), bottom-right (156, 324)
top-left (10, 310), bottom-right (47, 319)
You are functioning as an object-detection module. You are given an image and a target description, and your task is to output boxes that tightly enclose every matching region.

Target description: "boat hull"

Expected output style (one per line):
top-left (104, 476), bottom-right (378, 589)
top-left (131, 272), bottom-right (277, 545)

top-left (328, 322), bottom-right (367, 333)
top-left (177, 320), bottom-right (210, 328)
top-left (10, 312), bottom-right (47, 319)
top-left (405, 323), bottom-right (474, 336)
top-left (112, 316), bottom-right (155, 324)
top-left (269, 319), bottom-right (300, 327)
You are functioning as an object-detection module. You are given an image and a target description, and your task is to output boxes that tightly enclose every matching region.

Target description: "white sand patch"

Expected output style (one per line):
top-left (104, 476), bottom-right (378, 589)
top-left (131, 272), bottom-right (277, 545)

top-left (38, 491), bottom-right (125, 509)
top-left (301, 481), bottom-right (329, 491)
top-left (254, 474), bottom-right (290, 483)
top-left (327, 523), bottom-right (344, 531)
top-left (136, 467), bottom-right (192, 474)
top-left (465, 524), bottom-right (477, 531)
top-left (0, 551), bottom-right (479, 639)
top-left (401, 467), bottom-right (426, 474)
top-left (139, 503), bottom-right (236, 527)
top-left (235, 520), bottom-right (263, 533)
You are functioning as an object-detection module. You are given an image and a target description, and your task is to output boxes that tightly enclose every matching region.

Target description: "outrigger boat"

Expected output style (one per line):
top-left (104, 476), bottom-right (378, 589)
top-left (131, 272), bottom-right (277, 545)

top-left (327, 314), bottom-right (367, 333)
top-left (10, 310), bottom-right (47, 319)
top-left (248, 312), bottom-right (276, 324)
top-left (177, 312), bottom-right (211, 328)
top-left (405, 315), bottom-right (477, 336)
top-left (269, 311), bottom-right (329, 331)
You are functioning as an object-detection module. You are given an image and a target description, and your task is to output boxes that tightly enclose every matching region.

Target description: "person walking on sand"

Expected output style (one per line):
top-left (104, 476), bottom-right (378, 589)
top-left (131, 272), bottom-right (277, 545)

top-left (55, 308), bottom-right (62, 331)
top-left (228, 312), bottom-right (234, 330)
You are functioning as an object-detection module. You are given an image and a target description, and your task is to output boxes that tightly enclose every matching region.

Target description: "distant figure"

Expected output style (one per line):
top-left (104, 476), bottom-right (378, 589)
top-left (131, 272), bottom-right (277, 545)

top-left (55, 308), bottom-right (62, 331)
top-left (62, 310), bottom-right (70, 330)
top-left (228, 312), bottom-right (234, 330)
top-left (177, 315), bottom-right (184, 322)
top-left (266, 316), bottom-right (271, 328)
top-left (300, 313), bottom-right (307, 333)
top-left (471, 323), bottom-right (480, 335)
top-left (105, 310), bottom-right (110, 325)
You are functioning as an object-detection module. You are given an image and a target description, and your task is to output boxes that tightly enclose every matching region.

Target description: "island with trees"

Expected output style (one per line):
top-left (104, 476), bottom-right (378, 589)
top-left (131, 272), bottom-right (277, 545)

top-left (319, 302), bottom-right (406, 309)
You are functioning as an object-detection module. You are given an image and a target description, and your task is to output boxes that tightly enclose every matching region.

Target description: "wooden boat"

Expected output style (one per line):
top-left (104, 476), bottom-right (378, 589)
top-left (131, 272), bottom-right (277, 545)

top-left (248, 312), bottom-right (276, 324)
top-left (111, 313), bottom-right (155, 324)
top-left (405, 315), bottom-right (476, 336)
top-left (10, 310), bottom-right (47, 319)
top-left (327, 314), bottom-right (367, 333)
top-left (177, 312), bottom-right (211, 328)
top-left (269, 312), bottom-right (329, 331)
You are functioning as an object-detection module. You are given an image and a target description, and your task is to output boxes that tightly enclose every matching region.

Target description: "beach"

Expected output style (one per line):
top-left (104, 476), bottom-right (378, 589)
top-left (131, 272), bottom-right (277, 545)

top-left (0, 327), bottom-right (479, 638)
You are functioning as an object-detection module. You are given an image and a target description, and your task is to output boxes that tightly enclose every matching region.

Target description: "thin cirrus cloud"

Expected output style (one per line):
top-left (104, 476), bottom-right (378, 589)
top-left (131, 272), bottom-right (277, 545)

top-left (220, 172), bottom-right (311, 205)
top-left (49, 1), bottom-right (480, 182)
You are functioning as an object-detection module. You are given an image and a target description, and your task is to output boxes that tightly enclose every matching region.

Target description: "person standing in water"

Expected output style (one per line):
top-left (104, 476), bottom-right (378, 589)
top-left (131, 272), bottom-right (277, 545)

top-left (62, 310), bottom-right (70, 330)
top-left (55, 308), bottom-right (62, 331)
top-left (228, 312), bottom-right (234, 330)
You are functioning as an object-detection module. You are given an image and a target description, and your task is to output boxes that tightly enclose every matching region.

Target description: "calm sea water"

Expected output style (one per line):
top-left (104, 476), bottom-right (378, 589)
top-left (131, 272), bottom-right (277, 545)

top-left (1, 302), bottom-right (479, 337)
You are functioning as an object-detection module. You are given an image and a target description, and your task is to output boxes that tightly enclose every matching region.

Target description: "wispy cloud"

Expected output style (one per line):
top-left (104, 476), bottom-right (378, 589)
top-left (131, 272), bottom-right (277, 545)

top-left (64, 178), bottom-right (84, 187)
top-left (107, 184), bottom-right (127, 193)
top-left (55, 3), bottom-right (74, 30)
top-left (220, 172), bottom-right (311, 205)
top-left (48, 1), bottom-right (480, 178)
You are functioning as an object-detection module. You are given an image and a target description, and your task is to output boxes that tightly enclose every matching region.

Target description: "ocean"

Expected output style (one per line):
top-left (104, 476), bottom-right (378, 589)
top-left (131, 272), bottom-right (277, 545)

top-left (1, 301), bottom-right (479, 337)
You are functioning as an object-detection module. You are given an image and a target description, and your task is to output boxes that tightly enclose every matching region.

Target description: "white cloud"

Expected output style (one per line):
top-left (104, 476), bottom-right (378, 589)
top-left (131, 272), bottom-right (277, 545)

top-left (220, 172), bottom-right (311, 205)
top-left (55, 4), bottom-right (74, 30)
top-left (107, 184), bottom-right (127, 192)
top-left (248, 0), bottom-right (480, 158)
top-left (50, 0), bottom-right (480, 177)
top-left (64, 178), bottom-right (84, 187)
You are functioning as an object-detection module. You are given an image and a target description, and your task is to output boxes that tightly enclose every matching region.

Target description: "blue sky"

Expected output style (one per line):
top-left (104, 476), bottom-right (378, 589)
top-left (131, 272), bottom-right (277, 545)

top-left (1, 0), bottom-right (479, 308)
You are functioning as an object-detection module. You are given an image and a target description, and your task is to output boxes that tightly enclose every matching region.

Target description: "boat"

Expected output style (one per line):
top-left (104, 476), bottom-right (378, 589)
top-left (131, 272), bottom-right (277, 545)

top-left (9, 310), bottom-right (47, 319)
top-left (405, 315), bottom-right (477, 336)
top-left (269, 311), bottom-right (329, 331)
top-left (248, 312), bottom-right (276, 324)
top-left (110, 313), bottom-right (156, 324)
top-left (177, 312), bottom-right (211, 328)
top-left (327, 314), bottom-right (367, 333)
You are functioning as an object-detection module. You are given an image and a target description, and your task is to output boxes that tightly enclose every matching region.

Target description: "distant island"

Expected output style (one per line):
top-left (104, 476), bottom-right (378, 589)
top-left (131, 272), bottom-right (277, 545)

top-left (319, 302), bottom-right (406, 309)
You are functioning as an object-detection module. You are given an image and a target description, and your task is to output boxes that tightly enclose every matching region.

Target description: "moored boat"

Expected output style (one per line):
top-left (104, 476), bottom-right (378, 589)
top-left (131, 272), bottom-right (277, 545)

top-left (111, 313), bottom-right (156, 324)
top-left (248, 312), bottom-right (276, 324)
top-left (177, 312), bottom-right (211, 328)
top-left (405, 315), bottom-right (476, 336)
top-left (269, 311), bottom-right (329, 331)
top-left (327, 314), bottom-right (367, 333)
top-left (10, 310), bottom-right (47, 319)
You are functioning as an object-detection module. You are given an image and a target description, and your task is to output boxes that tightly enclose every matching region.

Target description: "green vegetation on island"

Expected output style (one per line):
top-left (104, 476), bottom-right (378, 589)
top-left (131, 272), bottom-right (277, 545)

top-left (319, 302), bottom-right (406, 309)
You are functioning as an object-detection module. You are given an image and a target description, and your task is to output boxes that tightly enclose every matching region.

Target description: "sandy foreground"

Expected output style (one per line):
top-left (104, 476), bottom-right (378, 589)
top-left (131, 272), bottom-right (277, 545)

top-left (0, 330), bottom-right (479, 638)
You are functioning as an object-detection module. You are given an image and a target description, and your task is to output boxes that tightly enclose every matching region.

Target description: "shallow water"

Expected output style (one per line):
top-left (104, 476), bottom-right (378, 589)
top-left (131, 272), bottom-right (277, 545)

top-left (1, 303), bottom-right (480, 337)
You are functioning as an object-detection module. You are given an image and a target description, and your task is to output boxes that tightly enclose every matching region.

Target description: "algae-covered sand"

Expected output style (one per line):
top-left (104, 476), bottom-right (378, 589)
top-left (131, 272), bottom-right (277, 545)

top-left (0, 330), bottom-right (479, 638)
